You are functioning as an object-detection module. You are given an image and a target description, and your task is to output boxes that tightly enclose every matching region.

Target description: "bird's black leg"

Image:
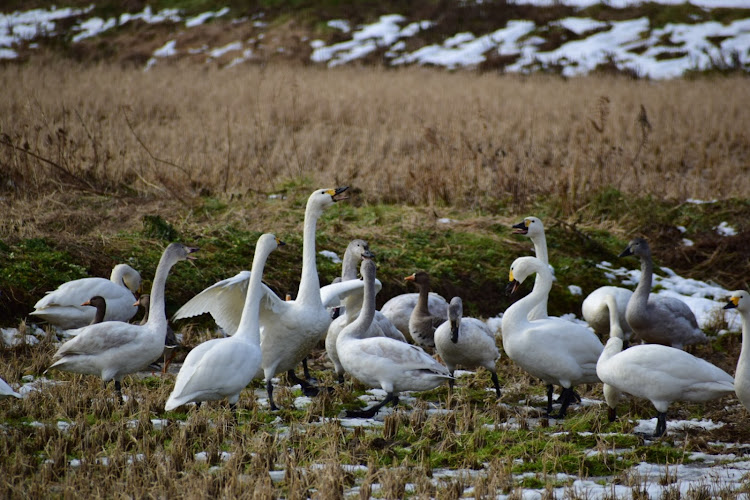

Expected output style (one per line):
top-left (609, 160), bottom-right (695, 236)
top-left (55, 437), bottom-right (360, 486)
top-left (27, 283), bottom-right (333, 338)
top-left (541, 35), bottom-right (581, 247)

top-left (288, 369), bottom-right (319, 397)
top-left (608, 406), bottom-right (617, 422)
top-left (549, 387), bottom-right (574, 419)
top-left (267, 380), bottom-right (279, 411)
top-left (654, 412), bottom-right (667, 437)
top-left (546, 384), bottom-right (555, 414)
top-left (302, 358), bottom-right (317, 383)
top-left (337, 373), bottom-right (345, 385)
top-left (491, 372), bottom-right (501, 399)
top-left (112, 380), bottom-right (123, 404)
top-left (448, 370), bottom-right (455, 392)
top-left (346, 392), bottom-right (399, 419)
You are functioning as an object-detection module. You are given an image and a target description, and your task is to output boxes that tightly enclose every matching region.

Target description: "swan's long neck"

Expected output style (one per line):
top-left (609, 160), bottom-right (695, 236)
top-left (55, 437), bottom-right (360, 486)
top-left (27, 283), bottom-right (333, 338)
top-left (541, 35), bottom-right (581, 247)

top-left (341, 264), bottom-right (376, 340)
top-left (738, 309), bottom-right (750, 374)
top-left (110, 265), bottom-right (127, 287)
top-left (531, 232), bottom-right (549, 265)
top-left (503, 267), bottom-right (552, 339)
top-left (341, 251), bottom-right (360, 282)
top-left (632, 252), bottom-right (653, 309)
top-left (297, 204), bottom-right (323, 305)
top-left (146, 252), bottom-right (175, 330)
top-left (236, 242), bottom-right (274, 343)
top-left (599, 295), bottom-right (624, 364)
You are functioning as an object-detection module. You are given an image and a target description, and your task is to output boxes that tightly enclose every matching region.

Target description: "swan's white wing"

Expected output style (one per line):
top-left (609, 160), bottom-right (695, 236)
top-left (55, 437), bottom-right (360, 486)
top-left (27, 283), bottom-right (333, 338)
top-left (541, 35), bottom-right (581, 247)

top-left (33, 278), bottom-right (121, 309)
top-left (0, 377), bottom-right (20, 399)
top-left (320, 279), bottom-right (382, 309)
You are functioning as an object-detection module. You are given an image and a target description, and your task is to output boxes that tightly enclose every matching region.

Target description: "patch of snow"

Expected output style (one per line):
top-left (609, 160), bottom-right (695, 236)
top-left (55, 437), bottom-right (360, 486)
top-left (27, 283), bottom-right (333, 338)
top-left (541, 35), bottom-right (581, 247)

top-left (687, 198), bottom-right (718, 204)
top-left (555, 17), bottom-right (608, 35)
top-left (328, 19), bottom-right (350, 33)
top-left (208, 41), bottom-right (243, 58)
top-left (319, 250), bottom-right (342, 264)
top-left (185, 7), bottom-right (229, 28)
top-left (682, 238), bottom-right (694, 247)
top-left (715, 221), bottom-right (737, 237)
top-left (568, 285), bottom-right (583, 296)
top-left (153, 40), bottom-right (177, 58)
top-left (677, 225), bottom-right (687, 233)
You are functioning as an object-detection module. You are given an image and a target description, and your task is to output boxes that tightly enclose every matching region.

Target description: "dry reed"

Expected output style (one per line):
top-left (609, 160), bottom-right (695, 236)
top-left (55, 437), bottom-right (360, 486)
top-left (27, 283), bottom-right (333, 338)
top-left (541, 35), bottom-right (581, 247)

top-left (1, 61), bottom-right (748, 212)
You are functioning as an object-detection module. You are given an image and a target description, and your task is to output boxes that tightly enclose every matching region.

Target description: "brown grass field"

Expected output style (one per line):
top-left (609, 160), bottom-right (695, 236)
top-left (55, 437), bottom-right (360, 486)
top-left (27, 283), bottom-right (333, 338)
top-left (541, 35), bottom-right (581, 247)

top-left (1, 62), bottom-right (750, 498)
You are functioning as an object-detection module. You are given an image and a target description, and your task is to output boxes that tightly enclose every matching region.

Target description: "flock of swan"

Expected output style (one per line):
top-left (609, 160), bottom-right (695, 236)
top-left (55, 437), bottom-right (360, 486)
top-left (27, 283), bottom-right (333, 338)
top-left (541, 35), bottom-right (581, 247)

top-left (4, 188), bottom-right (749, 438)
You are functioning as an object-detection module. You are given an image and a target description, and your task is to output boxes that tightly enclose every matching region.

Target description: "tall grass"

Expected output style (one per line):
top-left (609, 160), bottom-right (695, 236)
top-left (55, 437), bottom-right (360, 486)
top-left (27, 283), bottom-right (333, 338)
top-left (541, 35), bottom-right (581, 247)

top-left (1, 61), bottom-right (748, 211)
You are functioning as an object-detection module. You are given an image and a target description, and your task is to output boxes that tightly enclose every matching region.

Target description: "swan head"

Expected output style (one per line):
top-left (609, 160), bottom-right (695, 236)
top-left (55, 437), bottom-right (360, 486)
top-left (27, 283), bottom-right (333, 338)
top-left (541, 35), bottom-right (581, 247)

top-left (508, 256), bottom-right (548, 294)
top-left (307, 187), bottom-right (349, 214)
top-left (448, 296), bottom-right (463, 343)
top-left (405, 271), bottom-right (430, 287)
top-left (512, 216), bottom-right (544, 239)
top-left (112, 264), bottom-right (142, 294)
top-left (347, 239), bottom-right (375, 260)
top-left (165, 243), bottom-right (199, 263)
top-left (619, 237), bottom-right (650, 259)
top-left (724, 291), bottom-right (750, 312)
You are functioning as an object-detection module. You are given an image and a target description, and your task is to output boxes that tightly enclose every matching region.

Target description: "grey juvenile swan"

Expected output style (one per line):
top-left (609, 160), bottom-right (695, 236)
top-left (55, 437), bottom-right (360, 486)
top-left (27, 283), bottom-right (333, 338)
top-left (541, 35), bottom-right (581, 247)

top-left (619, 238), bottom-right (707, 349)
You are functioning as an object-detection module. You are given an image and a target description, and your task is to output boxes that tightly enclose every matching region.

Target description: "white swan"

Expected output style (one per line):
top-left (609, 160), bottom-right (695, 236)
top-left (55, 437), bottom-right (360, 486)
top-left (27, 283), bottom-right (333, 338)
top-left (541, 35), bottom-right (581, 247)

top-left (47, 243), bottom-right (197, 400)
top-left (513, 216), bottom-right (632, 336)
top-left (0, 376), bottom-right (20, 399)
top-left (434, 297), bottom-right (501, 398)
top-left (173, 188), bottom-right (369, 410)
top-left (511, 216), bottom-right (550, 320)
top-left (165, 234), bottom-right (281, 413)
top-left (502, 256), bottom-right (603, 418)
top-left (325, 240), bottom-right (405, 383)
top-left (597, 294), bottom-right (734, 437)
top-left (380, 293), bottom-right (448, 341)
top-left (31, 264), bottom-right (141, 329)
top-left (337, 258), bottom-right (452, 418)
top-left (619, 238), bottom-right (707, 349)
top-left (582, 286), bottom-right (633, 340)
top-left (723, 291), bottom-right (750, 412)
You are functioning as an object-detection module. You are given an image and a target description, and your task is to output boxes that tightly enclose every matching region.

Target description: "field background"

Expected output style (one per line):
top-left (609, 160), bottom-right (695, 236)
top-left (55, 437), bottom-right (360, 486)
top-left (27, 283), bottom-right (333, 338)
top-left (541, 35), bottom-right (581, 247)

top-left (2, 1), bottom-right (750, 498)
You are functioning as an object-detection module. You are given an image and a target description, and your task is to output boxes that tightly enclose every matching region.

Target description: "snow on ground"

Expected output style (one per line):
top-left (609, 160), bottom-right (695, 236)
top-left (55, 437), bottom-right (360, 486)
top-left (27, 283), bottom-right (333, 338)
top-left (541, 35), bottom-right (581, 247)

top-left (2, 3), bottom-right (749, 77)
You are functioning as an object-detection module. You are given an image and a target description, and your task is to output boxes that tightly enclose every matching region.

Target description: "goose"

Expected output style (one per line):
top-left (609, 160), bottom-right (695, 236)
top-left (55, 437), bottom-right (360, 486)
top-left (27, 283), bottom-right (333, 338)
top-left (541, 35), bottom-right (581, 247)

top-left (619, 238), bottom-right (707, 349)
top-left (173, 188), bottom-right (369, 410)
top-left (31, 264), bottom-right (141, 329)
top-left (47, 243), bottom-right (198, 401)
top-left (60, 296), bottom-right (110, 337)
top-left (723, 291), bottom-right (750, 412)
top-left (502, 257), bottom-right (603, 418)
top-left (405, 271), bottom-right (445, 350)
top-left (165, 234), bottom-right (281, 413)
top-left (380, 294), bottom-right (448, 341)
top-left (135, 294), bottom-right (179, 374)
top-left (434, 297), bottom-right (501, 398)
top-left (83, 296), bottom-right (107, 325)
top-left (597, 294), bottom-right (734, 437)
top-left (337, 258), bottom-right (452, 418)
top-left (0, 376), bottom-right (21, 399)
top-left (326, 240), bottom-right (406, 383)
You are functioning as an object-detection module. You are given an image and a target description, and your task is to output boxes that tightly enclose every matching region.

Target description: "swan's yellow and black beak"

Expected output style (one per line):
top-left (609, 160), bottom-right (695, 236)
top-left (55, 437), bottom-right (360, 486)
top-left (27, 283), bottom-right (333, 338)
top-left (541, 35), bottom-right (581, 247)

top-left (276, 238), bottom-right (286, 247)
top-left (618, 244), bottom-right (633, 258)
top-left (724, 296), bottom-right (740, 310)
top-left (327, 186), bottom-right (349, 202)
top-left (363, 248), bottom-right (375, 260)
top-left (506, 269), bottom-right (522, 295)
top-left (512, 219), bottom-right (529, 235)
top-left (186, 246), bottom-right (199, 260)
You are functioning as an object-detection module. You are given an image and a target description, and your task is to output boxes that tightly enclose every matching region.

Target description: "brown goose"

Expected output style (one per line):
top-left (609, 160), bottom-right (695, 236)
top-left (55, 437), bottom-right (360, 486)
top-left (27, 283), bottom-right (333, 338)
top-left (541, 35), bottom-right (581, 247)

top-left (405, 271), bottom-right (444, 350)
